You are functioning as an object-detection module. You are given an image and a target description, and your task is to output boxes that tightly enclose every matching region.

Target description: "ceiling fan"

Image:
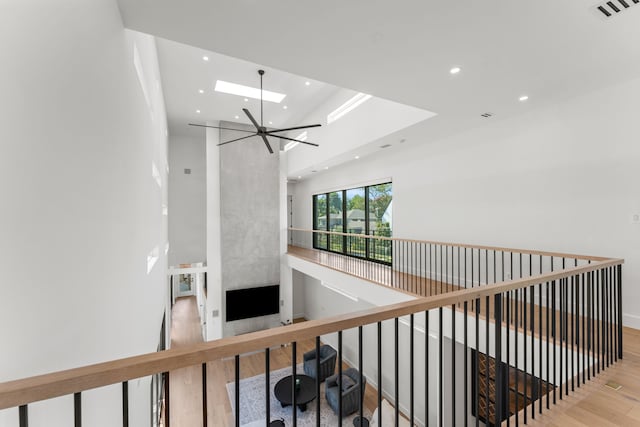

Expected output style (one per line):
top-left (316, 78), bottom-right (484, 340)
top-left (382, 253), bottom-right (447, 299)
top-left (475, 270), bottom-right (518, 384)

top-left (189, 69), bottom-right (321, 154)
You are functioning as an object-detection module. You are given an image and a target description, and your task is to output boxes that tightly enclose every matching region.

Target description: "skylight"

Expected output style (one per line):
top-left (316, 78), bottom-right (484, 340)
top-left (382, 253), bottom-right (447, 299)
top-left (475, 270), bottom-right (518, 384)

top-left (327, 92), bottom-right (372, 124)
top-left (214, 80), bottom-right (286, 103)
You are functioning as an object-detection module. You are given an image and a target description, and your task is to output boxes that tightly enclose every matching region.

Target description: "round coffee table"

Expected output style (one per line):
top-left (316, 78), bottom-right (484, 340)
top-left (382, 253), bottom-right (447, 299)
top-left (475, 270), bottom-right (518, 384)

top-left (273, 374), bottom-right (316, 412)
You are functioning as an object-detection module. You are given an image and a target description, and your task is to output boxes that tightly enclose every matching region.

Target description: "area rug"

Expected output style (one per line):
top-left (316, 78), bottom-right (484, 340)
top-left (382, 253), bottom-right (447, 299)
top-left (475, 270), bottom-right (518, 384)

top-left (226, 363), bottom-right (371, 427)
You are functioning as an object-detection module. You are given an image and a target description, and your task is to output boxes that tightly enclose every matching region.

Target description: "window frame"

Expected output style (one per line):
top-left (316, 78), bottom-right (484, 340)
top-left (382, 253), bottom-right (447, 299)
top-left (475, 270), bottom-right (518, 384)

top-left (312, 182), bottom-right (392, 265)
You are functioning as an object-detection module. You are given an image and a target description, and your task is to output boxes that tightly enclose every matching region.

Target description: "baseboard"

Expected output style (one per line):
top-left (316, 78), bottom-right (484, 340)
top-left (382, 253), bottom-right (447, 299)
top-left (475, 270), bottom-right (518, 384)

top-left (623, 313), bottom-right (640, 330)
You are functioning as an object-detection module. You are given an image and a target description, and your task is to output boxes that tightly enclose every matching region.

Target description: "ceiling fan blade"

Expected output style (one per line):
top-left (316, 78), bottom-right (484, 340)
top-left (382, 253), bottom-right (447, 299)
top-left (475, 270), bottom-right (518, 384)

top-left (261, 135), bottom-right (274, 154)
top-left (217, 133), bottom-right (258, 146)
top-left (265, 124), bottom-right (322, 134)
top-left (188, 123), bottom-right (255, 133)
top-left (277, 135), bottom-right (320, 147)
top-left (243, 108), bottom-right (261, 130)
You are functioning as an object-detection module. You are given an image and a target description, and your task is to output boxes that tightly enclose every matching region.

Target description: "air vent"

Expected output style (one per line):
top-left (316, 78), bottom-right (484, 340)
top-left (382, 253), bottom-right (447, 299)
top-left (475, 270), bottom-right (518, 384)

top-left (593, 0), bottom-right (639, 19)
top-left (481, 112), bottom-right (493, 118)
top-left (380, 144), bottom-right (392, 149)
top-left (184, 168), bottom-right (191, 175)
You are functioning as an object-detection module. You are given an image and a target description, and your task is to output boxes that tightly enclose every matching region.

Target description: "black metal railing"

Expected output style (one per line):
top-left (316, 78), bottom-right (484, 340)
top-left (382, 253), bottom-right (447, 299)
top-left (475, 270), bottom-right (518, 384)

top-left (0, 245), bottom-right (623, 427)
top-left (289, 228), bottom-right (606, 298)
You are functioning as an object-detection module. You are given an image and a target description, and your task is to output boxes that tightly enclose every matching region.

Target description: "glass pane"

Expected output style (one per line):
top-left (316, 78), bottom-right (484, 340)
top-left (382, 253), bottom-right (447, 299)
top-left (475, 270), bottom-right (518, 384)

top-left (328, 191), bottom-right (344, 252)
top-left (313, 194), bottom-right (328, 249)
top-left (368, 183), bottom-right (392, 262)
top-left (346, 187), bottom-right (366, 257)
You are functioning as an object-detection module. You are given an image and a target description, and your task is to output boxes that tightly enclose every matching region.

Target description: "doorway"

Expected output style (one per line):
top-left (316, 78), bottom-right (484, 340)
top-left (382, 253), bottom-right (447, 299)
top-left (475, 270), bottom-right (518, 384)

top-left (176, 273), bottom-right (195, 297)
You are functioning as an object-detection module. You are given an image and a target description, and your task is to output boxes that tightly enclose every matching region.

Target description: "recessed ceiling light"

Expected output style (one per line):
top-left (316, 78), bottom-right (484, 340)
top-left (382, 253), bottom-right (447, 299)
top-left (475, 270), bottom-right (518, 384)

top-left (269, 121), bottom-right (273, 125)
top-left (214, 80), bottom-right (286, 103)
top-left (198, 89), bottom-right (204, 94)
top-left (244, 98), bottom-right (248, 102)
top-left (297, 175), bottom-right (302, 179)
top-left (305, 81), bottom-right (311, 86)
top-left (450, 67), bottom-right (461, 74)
top-left (234, 115), bottom-right (239, 119)
top-left (283, 105), bottom-right (288, 110)
top-left (355, 155), bottom-right (360, 159)
top-left (202, 56), bottom-right (209, 61)
top-left (324, 166), bottom-right (329, 170)
top-left (327, 92), bottom-right (372, 124)
top-left (519, 95), bottom-right (529, 102)
top-left (196, 109), bottom-right (201, 114)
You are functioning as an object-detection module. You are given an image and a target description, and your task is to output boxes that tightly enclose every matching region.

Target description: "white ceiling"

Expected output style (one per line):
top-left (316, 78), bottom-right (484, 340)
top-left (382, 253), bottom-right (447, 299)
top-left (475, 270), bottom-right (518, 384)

top-left (120, 0), bottom-right (640, 155)
top-left (156, 38), bottom-right (341, 137)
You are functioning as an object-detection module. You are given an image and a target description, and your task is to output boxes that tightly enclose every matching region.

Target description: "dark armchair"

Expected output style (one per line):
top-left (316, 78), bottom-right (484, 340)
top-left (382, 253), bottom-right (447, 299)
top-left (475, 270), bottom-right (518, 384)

top-left (303, 344), bottom-right (337, 383)
top-left (325, 367), bottom-right (366, 417)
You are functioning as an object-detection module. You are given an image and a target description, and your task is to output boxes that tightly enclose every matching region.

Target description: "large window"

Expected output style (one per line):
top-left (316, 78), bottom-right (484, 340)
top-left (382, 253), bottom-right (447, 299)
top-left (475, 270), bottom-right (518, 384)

top-left (313, 182), bottom-right (392, 264)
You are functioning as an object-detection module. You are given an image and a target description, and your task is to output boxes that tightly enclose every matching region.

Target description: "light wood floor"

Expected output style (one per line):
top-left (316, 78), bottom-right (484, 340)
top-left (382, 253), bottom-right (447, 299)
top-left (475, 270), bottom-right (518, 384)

top-left (168, 297), bottom-right (379, 426)
top-left (169, 296), bottom-right (639, 427)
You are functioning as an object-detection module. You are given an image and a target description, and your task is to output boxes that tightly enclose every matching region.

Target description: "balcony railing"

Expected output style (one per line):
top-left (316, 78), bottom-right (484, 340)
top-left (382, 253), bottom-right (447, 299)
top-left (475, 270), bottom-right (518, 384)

top-left (0, 234), bottom-right (624, 427)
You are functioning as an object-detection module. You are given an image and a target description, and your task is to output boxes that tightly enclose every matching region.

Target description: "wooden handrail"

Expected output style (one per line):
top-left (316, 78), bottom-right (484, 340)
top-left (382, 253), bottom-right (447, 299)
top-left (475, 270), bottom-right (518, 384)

top-left (288, 227), bottom-right (610, 261)
top-left (0, 257), bottom-right (623, 410)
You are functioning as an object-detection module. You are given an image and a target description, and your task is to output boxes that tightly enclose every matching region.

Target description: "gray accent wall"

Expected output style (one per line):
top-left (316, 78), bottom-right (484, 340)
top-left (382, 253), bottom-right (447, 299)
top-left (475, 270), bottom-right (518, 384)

top-left (219, 121), bottom-right (281, 335)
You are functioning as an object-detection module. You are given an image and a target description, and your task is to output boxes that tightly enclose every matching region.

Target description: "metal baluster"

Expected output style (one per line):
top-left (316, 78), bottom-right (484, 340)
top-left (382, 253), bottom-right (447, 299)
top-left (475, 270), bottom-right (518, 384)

top-left (506, 289), bottom-right (511, 427)
top-left (410, 315), bottom-right (415, 425)
top-left (515, 286), bottom-right (520, 426)
top-left (439, 306), bottom-right (443, 427)
top-left (529, 275), bottom-right (534, 418)
top-left (359, 326), bottom-right (364, 426)
top-left (546, 281), bottom-right (550, 410)
top-left (315, 338), bottom-right (320, 427)
top-left (485, 295), bottom-right (489, 427)
top-left (425, 310), bottom-right (430, 426)
top-left (338, 332), bottom-right (342, 427)
top-left (266, 348), bottom-right (271, 427)
top-left (235, 356), bottom-right (240, 427)
top-left (74, 392), bottom-right (82, 427)
top-left (617, 265), bottom-right (623, 360)
top-left (464, 298), bottom-right (469, 427)
top-left (475, 297), bottom-right (480, 427)
top-left (164, 371), bottom-right (170, 427)
top-left (580, 268), bottom-right (585, 386)
top-left (123, 381), bottom-right (129, 427)
top-left (451, 300), bottom-right (456, 427)
top-left (571, 274), bottom-right (575, 392)
top-left (378, 322), bottom-right (383, 427)
top-left (495, 293), bottom-right (504, 427)
top-left (19, 405), bottom-right (28, 427)
top-left (201, 363), bottom-right (207, 427)
top-left (396, 318), bottom-right (400, 427)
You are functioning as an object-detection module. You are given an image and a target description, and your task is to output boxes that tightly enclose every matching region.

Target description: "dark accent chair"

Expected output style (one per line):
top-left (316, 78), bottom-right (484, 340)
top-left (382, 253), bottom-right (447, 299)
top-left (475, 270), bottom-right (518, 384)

top-left (303, 345), bottom-right (337, 383)
top-left (325, 368), bottom-right (367, 417)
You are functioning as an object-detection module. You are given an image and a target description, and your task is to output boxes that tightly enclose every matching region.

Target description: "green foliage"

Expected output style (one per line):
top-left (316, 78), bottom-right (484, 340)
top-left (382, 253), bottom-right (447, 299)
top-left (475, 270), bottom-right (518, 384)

top-left (368, 184), bottom-right (392, 221)
top-left (347, 194), bottom-right (365, 210)
top-left (329, 192), bottom-right (342, 214)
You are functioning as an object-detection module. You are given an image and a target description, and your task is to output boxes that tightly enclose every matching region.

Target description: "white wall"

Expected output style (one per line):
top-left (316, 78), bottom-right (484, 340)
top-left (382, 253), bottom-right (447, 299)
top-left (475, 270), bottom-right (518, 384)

top-left (291, 75), bottom-right (640, 328)
top-left (292, 269), bottom-right (306, 319)
top-left (206, 123), bottom-right (223, 340)
top-left (0, 1), bottom-right (169, 425)
top-left (168, 133), bottom-right (206, 266)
